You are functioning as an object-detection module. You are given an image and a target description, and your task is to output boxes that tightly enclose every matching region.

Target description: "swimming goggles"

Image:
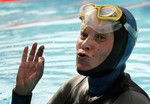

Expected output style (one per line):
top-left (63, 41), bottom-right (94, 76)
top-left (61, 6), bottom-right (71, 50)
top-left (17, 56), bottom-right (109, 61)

top-left (79, 3), bottom-right (137, 40)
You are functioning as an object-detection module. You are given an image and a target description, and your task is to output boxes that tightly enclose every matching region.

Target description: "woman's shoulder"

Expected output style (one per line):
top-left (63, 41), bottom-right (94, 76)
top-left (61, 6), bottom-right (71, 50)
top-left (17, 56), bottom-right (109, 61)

top-left (113, 73), bottom-right (150, 104)
top-left (113, 90), bottom-right (150, 104)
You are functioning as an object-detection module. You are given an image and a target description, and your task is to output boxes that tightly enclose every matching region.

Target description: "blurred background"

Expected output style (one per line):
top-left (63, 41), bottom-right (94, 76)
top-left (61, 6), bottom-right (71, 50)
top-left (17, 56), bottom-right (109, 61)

top-left (0, 0), bottom-right (150, 103)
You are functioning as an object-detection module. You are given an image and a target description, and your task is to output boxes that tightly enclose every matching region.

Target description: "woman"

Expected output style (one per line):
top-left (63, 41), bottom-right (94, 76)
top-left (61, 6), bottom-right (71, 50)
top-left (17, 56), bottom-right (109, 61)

top-left (12, 3), bottom-right (150, 104)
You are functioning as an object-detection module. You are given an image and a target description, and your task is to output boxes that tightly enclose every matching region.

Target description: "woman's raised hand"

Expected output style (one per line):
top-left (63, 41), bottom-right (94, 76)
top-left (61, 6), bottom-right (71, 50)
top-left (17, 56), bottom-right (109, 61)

top-left (14, 42), bottom-right (45, 95)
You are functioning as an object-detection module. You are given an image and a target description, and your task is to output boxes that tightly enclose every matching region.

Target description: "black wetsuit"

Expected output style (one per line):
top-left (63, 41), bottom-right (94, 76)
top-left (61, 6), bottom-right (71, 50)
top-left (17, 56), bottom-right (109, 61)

top-left (12, 73), bottom-right (150, 104)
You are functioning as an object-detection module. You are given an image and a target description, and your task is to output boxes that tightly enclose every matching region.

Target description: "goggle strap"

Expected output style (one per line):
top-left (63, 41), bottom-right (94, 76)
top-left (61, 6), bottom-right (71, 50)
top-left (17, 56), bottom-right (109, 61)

top-left (124, 23), bottom-right (137, 42)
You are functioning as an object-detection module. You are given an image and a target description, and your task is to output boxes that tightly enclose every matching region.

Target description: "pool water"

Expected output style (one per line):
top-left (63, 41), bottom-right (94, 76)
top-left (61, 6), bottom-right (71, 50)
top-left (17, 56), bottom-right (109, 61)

top-left (0, 0), bottom-right (150, 103)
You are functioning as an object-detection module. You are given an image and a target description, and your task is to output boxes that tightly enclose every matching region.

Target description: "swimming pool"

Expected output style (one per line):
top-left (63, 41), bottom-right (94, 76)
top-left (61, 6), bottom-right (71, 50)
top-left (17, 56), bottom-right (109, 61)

top-left (0, 0), bottom-right (150, 103)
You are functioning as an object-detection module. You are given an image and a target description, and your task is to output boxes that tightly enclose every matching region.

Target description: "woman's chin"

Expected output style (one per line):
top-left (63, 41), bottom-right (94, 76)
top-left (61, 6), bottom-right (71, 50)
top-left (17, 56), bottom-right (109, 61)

top-left (76, 65), bottom-right (91, 71)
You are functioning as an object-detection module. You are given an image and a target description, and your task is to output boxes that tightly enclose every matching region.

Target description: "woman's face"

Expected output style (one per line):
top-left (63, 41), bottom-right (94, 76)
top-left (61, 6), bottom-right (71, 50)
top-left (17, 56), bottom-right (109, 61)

top-left (76, 26), bottom-right (114, 71)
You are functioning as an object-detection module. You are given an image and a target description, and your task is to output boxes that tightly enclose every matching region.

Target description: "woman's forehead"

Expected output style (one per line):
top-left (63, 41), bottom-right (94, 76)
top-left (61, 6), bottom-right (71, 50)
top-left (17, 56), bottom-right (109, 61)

top-left (81, 26), bottom-right (114, 36)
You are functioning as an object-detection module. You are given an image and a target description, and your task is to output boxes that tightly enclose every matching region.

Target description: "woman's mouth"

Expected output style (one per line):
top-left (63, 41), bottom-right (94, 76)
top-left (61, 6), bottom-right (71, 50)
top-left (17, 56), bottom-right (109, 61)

top-left (77, 53), bottom-right (89, 59)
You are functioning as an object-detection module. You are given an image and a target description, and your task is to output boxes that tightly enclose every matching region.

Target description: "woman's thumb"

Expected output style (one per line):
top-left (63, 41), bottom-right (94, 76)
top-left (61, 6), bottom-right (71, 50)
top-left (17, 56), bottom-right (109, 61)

top-left (36, 57), bottom-right (45, 78)
top-left (38, 57), bottom-right (45, 68)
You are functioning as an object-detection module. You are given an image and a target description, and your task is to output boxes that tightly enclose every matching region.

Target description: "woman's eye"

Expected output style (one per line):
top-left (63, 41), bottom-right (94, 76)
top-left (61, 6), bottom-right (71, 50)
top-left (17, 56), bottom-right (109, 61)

top-left (96, 34), bottom-right (106, 41)
top-left (80, 33), bottom-right (87, 40)
top-left (98, 35), bottom-right (105, 40)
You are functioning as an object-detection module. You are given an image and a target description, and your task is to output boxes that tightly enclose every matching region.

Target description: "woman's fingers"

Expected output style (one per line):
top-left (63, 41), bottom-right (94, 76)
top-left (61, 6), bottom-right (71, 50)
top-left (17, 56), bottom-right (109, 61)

top-left (21, 46), bottom-right (28, 62)
top-left (34, 45), bottom-right (45, 62)
top-left (28, 42), bottom-right (37, 62)
top-left (21, 43), bottom-right (44, 63)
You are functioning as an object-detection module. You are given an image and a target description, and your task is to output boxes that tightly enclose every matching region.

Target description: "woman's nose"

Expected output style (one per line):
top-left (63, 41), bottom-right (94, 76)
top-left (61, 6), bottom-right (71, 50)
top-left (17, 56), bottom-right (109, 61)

top-left (81, 37), bottom-right (93, 51)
